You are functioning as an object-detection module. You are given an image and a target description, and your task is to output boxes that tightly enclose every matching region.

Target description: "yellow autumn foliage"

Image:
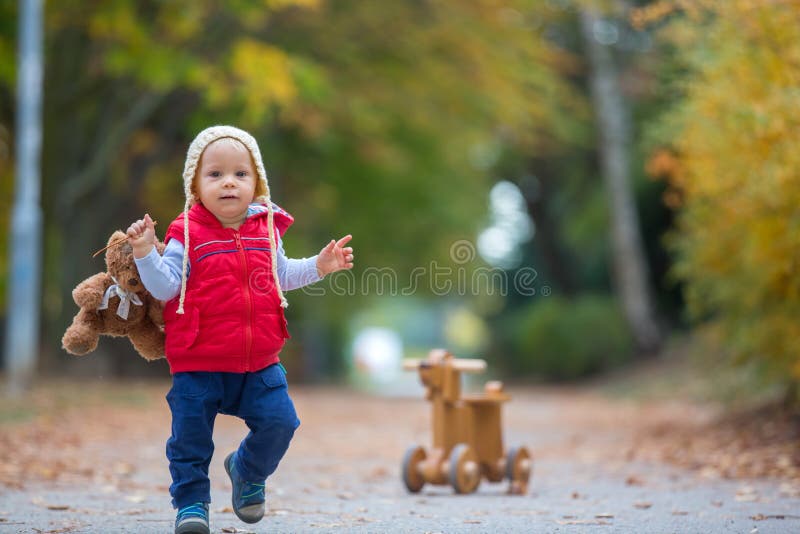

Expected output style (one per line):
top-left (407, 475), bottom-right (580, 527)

top-left (651, 0), bottom-right (800, 382)
top-left (230, 39), bottom-right (298, 122)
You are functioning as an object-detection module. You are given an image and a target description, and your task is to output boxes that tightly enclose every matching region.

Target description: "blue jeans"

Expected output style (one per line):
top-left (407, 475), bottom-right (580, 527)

top-left (165, 363), bottom-right (300, 509)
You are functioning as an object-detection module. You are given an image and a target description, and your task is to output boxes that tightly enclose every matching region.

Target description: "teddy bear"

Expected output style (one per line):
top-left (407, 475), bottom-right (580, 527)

top-left (62, 230), bottom-right (166, 361)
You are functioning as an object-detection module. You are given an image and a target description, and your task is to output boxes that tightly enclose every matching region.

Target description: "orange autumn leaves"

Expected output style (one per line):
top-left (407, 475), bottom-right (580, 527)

top-left (643, 1), bottom-right (800, 382)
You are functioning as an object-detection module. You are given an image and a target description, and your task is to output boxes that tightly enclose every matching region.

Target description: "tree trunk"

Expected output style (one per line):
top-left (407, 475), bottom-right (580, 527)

top-left (579, 7), bottom-right (663, 354)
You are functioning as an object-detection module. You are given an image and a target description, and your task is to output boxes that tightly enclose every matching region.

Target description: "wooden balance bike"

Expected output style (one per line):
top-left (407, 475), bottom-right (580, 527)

top-left (401, 349), bottom-right (532, 495)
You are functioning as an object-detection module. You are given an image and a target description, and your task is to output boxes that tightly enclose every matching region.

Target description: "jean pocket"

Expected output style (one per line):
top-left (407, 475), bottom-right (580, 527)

top-left (170, 372), bottom-right (212, 398)
top-left (259, 364), bottom-right (288, 389)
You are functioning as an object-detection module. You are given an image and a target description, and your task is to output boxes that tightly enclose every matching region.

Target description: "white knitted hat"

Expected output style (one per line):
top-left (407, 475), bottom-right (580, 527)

top-left (176, 125), bottom-right (287, 314)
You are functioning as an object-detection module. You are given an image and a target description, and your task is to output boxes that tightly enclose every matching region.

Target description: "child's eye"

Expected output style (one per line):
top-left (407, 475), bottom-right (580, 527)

top-left (209, 171), bottom-right (221, 178)
top-left (236, 171), bottom-right (248, 177)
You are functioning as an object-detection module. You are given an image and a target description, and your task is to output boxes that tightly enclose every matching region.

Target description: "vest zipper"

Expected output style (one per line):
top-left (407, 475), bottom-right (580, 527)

top-left (234, 231), bottom-right (253, 371)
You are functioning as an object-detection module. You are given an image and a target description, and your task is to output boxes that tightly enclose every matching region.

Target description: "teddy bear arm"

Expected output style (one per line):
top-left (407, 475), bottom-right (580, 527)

top-left (62, 308), bottom-right (103, 356)
top-left (73, 273), bottom-right (112, 309)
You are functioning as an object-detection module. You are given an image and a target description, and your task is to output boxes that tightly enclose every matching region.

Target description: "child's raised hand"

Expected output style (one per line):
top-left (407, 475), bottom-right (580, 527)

top-left (316, 235), bottom-right (354, 277)
top-left (126, 213), bottom-right (156, 258)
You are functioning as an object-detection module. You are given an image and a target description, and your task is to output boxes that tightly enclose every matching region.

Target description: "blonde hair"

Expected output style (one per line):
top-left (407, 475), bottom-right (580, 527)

top-left (177, 126), bottom-right (287, 314)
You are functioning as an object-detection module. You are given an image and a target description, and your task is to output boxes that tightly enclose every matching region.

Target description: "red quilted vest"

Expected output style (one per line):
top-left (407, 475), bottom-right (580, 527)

top-left (163, 202), bottom-right (294, 374)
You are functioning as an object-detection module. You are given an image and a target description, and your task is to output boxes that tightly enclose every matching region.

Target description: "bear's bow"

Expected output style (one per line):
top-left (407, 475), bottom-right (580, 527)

top-left (98, 276), bottom-right (143, 319)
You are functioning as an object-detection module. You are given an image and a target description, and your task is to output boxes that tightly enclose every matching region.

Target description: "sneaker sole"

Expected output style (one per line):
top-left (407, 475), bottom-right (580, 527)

top-left (175, 518), bottom-right (210, 534)
top-left (224, 452), bottom-right (265, 524)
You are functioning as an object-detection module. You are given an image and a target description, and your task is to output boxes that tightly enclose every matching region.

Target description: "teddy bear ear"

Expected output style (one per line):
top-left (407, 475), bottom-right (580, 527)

top-left (108, 230), bottom-right (127, 246)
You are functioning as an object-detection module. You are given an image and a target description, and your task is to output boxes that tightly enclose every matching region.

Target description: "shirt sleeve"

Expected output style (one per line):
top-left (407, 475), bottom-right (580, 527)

top-left (133, 240), bottom-right (186, 302)
top-left (276, 236), bottom-right (322, 291)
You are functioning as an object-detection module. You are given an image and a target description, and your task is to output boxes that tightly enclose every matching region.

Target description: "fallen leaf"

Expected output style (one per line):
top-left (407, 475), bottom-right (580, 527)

top-left (634, 501), bottom-right (652, 509)
top-left (113, 462), bottom-right (134, 476)
top-left (595, 512), bottom-right (614, 518)
top-left (556, 519), bottom-right (611, 525)
top-left (366, 466), bottom-right (389, 480)
top-left (750, 514), bottom-right (800, 520)
top-left (625, 475), bottom-right (645, 486)
top-left (30, 497), bottom-right (70, 511)
top-left (699, 466), bottom-right (721, 479)
top-left (736, 486), bottom-right (760, 502)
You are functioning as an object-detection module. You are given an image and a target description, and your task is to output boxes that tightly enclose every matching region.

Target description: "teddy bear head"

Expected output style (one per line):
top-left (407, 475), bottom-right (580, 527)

top-left (104, 230), bottom-right (165, 293)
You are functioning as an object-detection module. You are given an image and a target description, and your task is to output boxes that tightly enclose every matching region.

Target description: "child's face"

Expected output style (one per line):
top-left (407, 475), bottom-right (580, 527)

top-left (195, 139), bottom-right (257, 229)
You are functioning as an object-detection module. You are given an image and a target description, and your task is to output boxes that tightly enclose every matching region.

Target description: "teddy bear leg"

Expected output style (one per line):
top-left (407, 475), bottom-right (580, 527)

top-left (62, 309), bottom-right (102, 355)
top-left (128, 321), bottom-right (166, 361)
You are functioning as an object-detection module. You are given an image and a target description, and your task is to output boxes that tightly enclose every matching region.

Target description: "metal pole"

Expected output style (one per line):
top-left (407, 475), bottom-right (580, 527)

top-left (5, 0), bottom-right (44, 396)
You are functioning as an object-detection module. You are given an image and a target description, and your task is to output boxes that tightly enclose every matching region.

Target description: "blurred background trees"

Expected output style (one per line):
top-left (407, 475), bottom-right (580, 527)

top-left (1, 0), bottom-right (799, 402)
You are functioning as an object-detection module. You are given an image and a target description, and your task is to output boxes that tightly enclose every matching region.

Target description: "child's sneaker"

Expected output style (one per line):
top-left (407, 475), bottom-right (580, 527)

top-left (174, 502), bottom-right (209, 534)
top-left (224, 452), bottom-right (266, 523)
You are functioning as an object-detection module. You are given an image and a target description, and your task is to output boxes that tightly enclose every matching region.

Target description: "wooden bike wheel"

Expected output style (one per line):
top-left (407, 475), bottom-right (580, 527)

top-left (506, 445), bottom-right (532, 495)
top-left (448, 443), bottom-right (480, 494)
top-left (401, 445), bottom-right (427, 493)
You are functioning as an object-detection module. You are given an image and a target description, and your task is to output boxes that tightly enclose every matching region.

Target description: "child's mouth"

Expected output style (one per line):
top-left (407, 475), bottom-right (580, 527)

top-left (220, 195), bottom-right (238, 200)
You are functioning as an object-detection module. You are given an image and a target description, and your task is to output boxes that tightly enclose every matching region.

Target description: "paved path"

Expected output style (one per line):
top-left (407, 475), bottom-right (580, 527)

top-left (1, 384), bottom-right (798, 533)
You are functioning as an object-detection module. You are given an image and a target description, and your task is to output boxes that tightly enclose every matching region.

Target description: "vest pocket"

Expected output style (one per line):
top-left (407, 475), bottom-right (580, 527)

top-left (184, 306), bottom-right (200, 348)
top-left (256, 311), bottom-right (288, 350)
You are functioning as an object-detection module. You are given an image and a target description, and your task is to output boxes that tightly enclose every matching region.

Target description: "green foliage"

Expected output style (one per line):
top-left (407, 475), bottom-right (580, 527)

top-left (507, 295), bottom-right (633, 380)
top-left (263, 0), bottom-right (585, 276)
top-left (647, 1), bottom-right (800, 384)
top-left (0, 1), bottom-right (15, 88)
top-left (0, 1), bottom-right (14, 308)
top-left (0, 1), bottom-right (585, 375)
